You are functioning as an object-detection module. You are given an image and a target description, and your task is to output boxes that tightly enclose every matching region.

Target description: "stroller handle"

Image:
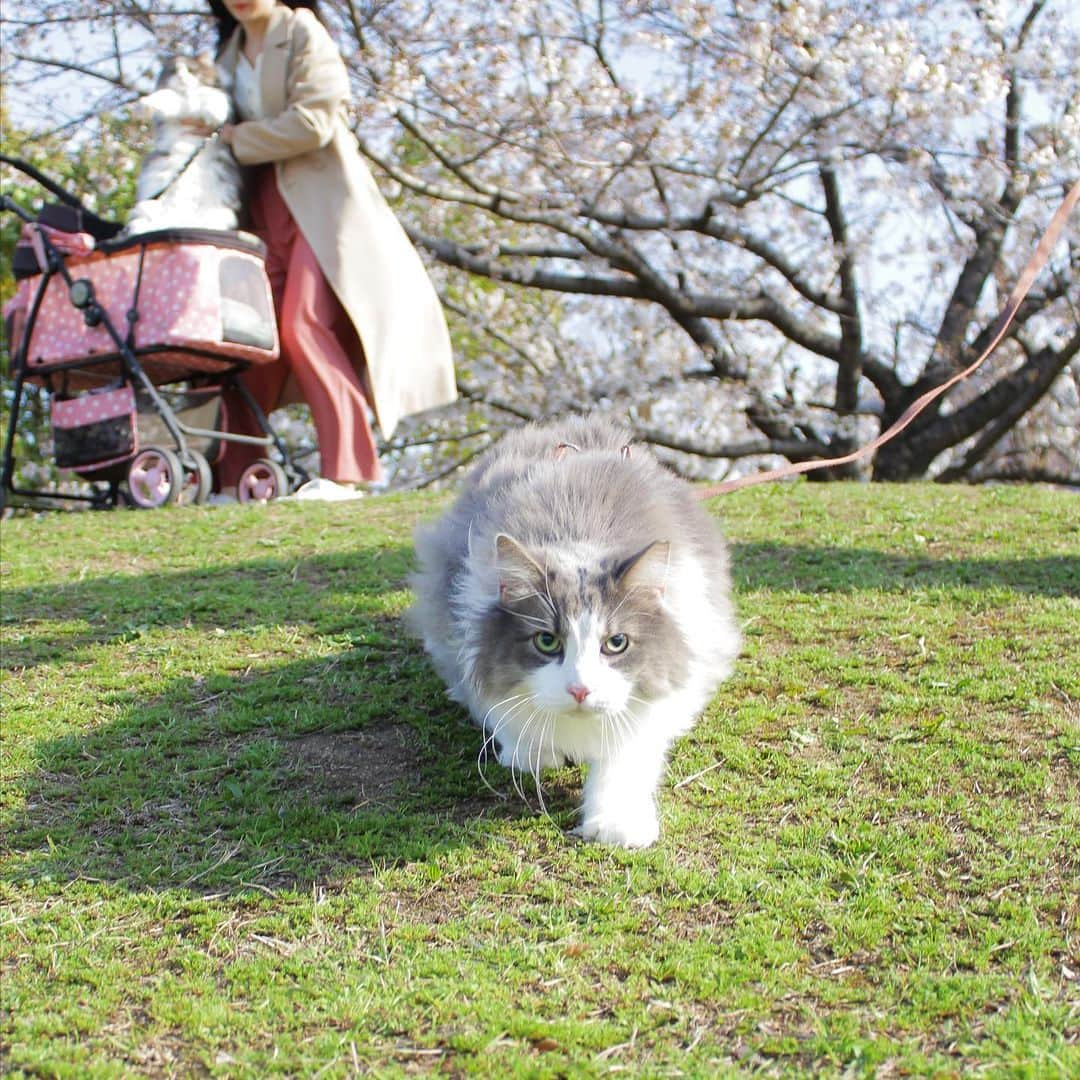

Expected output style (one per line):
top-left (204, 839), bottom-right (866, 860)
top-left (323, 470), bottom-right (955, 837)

top-left (1, 153), bottom-right (124, 240)
top-left (0, 193), bottom-right (36, 224)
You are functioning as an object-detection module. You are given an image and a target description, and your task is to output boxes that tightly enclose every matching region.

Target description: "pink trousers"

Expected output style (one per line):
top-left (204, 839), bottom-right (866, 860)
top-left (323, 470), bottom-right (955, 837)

top-left (218, 168), bottom-right (381, 487)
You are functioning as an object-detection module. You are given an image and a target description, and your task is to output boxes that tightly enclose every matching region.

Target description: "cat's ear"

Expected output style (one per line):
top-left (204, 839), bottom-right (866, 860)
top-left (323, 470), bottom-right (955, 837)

top-left (495, 534), bottom-right (545, 603)
top-left (616, 541), bottom-right (671, 597)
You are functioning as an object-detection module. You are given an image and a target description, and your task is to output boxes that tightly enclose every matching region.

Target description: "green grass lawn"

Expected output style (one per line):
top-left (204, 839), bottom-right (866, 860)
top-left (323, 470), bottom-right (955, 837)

top-left (1, 483), bottom-right (1077, 1078)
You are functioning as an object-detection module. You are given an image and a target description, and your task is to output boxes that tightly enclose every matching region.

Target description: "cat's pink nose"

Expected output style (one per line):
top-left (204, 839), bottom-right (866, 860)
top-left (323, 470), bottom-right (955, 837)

top-left (567, 684), bottom-right (590, 704)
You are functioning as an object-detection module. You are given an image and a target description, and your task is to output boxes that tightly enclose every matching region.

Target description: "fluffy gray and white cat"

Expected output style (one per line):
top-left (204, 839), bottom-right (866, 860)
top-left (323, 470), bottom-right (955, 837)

top-left (408, 416), bottom-right (741, 848)
top-left (125, 55), bottom-right (242, 235)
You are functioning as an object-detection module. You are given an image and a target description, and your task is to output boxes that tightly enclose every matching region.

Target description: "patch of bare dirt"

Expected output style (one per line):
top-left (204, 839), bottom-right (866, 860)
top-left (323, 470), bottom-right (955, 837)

top-left (282, 724), bottom-right (423, 808)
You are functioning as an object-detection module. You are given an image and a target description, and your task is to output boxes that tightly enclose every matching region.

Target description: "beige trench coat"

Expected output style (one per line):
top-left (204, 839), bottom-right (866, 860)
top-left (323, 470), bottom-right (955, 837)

top-left (218, 5), bottom-right (455, 437)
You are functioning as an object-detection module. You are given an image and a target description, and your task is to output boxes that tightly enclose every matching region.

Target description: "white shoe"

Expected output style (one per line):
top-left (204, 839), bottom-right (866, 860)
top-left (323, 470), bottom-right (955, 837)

top-left (287, 478), bottom-right (367, 502)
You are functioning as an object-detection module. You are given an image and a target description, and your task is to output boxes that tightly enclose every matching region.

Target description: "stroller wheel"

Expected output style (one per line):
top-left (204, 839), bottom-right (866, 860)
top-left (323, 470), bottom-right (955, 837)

top-left (178, 450), bottom-right (213, 506)
top-left (127, 446), bottom-right (183, 509)
top-left (238, 458), bottom-right (288, 504)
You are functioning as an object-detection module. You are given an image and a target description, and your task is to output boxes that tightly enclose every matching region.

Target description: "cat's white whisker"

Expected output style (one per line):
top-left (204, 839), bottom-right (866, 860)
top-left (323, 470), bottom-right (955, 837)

top-left (475, 753), bottom-right (507, 799)
top-left (508, 706), bottom-right (544, 804)
top-left (508, 611), bottom-right (550, 631)
top-left (609, 715), bottom-right (623, 754)
top-left (501, 590), bottom-right (544, 606)
top-left (478, 693), bottom-right (533, 798)
top-left (606, 587), bottom-right (640, 623)
top-left (483, 705), bottom-right (533, 773)
top-left (543, 577), bottom-right (558, 621)
top-left (478, 700), bottom-right (524, 763)
top-left (532, 720), bottom-right (552, 821)
top-left (505, 588), bottom-right (557, 620)
top-left (480, 691), bottom-right (528, 735)
top-left (609, 709), bottom-right (634, 751)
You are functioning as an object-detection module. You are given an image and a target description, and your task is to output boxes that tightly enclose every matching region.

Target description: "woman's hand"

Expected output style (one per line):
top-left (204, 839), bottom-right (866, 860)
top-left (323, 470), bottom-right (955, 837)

top-left (180, 119), bottom-right (217, 137)
top-left (220, 123), bottom-right (237, 145)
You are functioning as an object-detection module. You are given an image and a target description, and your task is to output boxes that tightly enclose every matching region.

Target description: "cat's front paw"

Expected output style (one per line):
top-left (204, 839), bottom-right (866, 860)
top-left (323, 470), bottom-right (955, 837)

top-left (573, 807), bottom-right (660, 849)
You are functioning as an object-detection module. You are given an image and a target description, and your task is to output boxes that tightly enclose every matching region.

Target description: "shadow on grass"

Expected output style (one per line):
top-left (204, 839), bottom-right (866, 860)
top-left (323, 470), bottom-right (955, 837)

top-left (3, 647), bottom-right (579, 893)
top-left (2, 545), bottom-right (578, 893)
top-left (732, 543), bottom-right (1078, 597)
top-left (6, 537), bottom-right (1072, 894)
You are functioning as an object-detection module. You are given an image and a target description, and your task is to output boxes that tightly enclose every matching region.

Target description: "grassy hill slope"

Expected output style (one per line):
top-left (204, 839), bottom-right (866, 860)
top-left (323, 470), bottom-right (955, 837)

top-left (2, 483), bottom-right (1077, 1077)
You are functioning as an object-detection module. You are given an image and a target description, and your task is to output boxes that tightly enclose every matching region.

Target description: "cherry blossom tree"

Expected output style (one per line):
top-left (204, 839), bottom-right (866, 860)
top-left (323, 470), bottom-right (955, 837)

top-left (3, 0), bottom-right (1078, 484)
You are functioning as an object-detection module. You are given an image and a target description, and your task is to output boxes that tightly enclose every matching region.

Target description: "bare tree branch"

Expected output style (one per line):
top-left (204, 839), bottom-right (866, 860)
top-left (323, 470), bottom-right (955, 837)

top-left (937, 331), bottom-right (1080, 480)
top-left (820, 162), bottom-right (863, 413)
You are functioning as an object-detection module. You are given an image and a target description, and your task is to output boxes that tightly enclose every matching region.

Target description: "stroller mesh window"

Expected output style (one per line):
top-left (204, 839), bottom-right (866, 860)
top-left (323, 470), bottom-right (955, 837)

top-left (220, 255), bottom-right (276, 351)
top-left (51, 386), bottom-right (137, 469)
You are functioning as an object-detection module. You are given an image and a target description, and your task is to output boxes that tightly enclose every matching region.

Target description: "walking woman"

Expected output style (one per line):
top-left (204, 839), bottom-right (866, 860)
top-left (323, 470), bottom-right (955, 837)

top-left (208, 0), bottom-right (455, 491)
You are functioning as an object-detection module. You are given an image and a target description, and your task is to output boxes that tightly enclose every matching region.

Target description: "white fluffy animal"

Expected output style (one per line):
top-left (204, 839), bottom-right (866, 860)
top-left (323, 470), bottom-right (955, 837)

top-left (408, 416), bottom-right (742, 848)
top-left (125, 56), bottom-right (243, 235)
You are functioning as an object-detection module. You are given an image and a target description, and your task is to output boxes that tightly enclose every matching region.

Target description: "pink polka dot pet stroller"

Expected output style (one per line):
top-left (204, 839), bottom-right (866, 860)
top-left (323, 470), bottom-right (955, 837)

top-left (2, 156), bottom-right (307, 510)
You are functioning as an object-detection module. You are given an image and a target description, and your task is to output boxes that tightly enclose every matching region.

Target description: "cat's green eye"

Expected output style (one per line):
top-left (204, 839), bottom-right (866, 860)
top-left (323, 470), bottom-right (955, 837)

top-left (603, 633), bottom-right (630, 655)
top-left (533, 631), bottom-right (563, 655)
